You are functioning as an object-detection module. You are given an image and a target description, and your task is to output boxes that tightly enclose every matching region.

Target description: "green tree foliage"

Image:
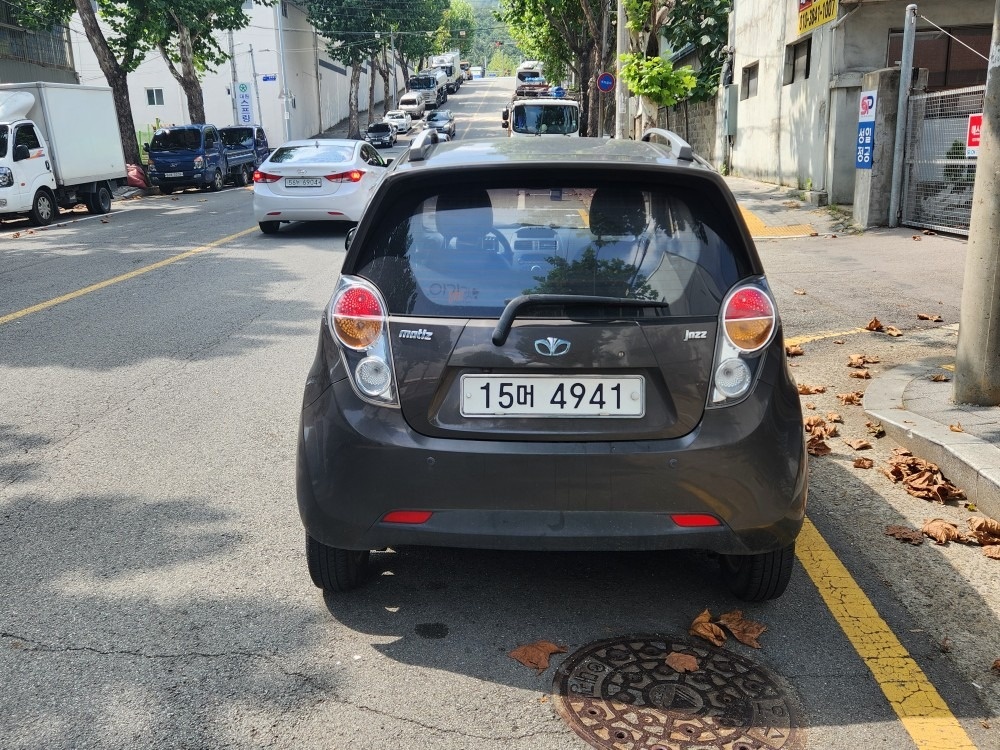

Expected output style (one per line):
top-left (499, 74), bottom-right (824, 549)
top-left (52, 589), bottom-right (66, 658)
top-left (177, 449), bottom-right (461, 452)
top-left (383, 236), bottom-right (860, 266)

top-left (659, 0), bottom-right (729, 102)
top-left (619, 53), bottom-right (695, 107)
top-left (441, 0), bottom-right (476, 57)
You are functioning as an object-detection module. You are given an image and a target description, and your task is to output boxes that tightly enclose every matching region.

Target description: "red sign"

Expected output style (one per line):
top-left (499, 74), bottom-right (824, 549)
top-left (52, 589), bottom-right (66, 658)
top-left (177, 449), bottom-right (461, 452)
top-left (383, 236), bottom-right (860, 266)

top-left (967, 113), bottom-right (982, 157)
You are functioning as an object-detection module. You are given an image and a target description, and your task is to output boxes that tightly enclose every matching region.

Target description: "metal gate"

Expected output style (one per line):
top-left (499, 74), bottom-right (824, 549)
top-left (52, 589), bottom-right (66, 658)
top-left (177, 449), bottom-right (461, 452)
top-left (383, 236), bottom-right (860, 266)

top-left (901, 85), bottom-right (984, 236)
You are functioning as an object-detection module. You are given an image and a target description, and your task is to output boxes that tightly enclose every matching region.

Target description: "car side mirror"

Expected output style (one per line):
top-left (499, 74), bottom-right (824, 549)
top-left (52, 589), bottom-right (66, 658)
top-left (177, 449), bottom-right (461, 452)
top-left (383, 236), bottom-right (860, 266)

top-left (501, 109), bottom-right (509, 120)
top-left (385, 158), bottom-right (394, 166)
top-left (345, 227), bottom-right (356, 250)
top-left (143, 143), bottom-right (149, 152)
top-left (13, 144), bottom-right (30, 161)
top-left (501, 120), bottom-right (508, 128)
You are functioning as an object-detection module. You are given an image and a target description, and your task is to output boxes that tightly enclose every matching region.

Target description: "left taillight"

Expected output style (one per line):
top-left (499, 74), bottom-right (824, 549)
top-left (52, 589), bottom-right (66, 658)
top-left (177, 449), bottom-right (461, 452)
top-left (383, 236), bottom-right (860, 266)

top-left (253, 170), bottom-right (280, 183)
top-left (326, 169), bottom-right (364, 183)
top-left (708, 281), bottom-right (778, 407)
top-left (327, 277), bottom-right (398, 407)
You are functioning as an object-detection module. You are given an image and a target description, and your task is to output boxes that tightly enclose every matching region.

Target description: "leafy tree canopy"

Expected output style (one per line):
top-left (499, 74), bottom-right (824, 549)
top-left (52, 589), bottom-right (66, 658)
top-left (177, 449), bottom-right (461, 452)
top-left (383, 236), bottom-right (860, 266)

top-left (659, 0), bottom-right (729, 102)
top-left (619, 52), bottom-right (695, 107)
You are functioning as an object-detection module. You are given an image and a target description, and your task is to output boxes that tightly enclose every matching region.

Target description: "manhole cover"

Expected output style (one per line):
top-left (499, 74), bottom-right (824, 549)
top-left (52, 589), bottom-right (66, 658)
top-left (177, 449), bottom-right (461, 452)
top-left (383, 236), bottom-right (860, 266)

top-left (552, 635), bottom-right (803, 750)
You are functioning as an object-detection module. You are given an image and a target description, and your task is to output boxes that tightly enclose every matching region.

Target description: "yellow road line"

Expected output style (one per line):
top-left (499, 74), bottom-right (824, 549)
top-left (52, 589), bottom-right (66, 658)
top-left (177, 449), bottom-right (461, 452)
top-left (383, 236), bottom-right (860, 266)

top-left (785, 328), bottom-right (868, 347)
top-left (797, 518), bottom-right (976, 750)
top-left (740, 206), bottom-right (815, 237)
top-left (0, 227), bottom-right (257, 328)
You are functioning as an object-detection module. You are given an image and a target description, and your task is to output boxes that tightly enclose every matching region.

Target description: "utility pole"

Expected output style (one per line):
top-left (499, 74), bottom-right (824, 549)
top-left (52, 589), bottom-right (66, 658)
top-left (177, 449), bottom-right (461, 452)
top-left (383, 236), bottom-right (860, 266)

top-left (228, 31), bottom-right (239, 125)
top-left (888, 3), bottom-right (917, 227)
top-left (955, 0), bottom-right (1000, 404)
top-left (248, 45), bottom-right (264, 126)
top-left (276, 1), bottom-right (291, 141)
top-left (390, 29), bottom-right (398, 107)
top-left (614, 0), bottom-right (628, 138)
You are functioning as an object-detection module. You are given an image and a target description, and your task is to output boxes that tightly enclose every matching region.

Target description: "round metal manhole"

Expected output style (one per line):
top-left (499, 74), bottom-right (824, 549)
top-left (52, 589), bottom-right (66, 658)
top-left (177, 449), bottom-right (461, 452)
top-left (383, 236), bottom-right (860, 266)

top-left (552, 635), bottom-right (804, 750)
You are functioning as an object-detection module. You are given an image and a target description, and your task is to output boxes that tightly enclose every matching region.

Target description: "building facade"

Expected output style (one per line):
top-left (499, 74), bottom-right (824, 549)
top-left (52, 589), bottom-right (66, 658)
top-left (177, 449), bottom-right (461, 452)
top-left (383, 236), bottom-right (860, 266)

top-left (0, 0), bottom-right (76, 84)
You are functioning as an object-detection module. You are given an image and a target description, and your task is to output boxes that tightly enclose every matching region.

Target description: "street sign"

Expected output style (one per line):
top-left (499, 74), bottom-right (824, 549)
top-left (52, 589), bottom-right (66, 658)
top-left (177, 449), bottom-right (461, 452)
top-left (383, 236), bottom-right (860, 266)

top-left (261, 73), bottom-right (277, 82)
top-left (967, 113), bottom-right (983, 157)
top-left (551, 86), bottom-right (565, 98)
top-left (597, 73), bottom-right (615, 93)
top-left (855, 90), bottom-right (877, 170)
top-left (236, 81), bottom-right (255, 126)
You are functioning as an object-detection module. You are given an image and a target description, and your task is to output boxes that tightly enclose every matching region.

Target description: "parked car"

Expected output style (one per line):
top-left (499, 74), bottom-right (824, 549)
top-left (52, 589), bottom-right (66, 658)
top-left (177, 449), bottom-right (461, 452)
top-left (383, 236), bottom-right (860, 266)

top-left (424, 109), bottom-right (455, 138)
top-left (383, 110), bottom-right (412, 134)
top-left (145, 124), bottom-right (250, 194)
top-left (364, 121), bottom-right (397, 148)
top-left (252, 138), bottom-right (391, 234)
top-left (295, 129), bottom-right (807, 601)
top-left (397, 92), bottom-right (426, 119)
top-left (220, 124), bottom-right (271, 167)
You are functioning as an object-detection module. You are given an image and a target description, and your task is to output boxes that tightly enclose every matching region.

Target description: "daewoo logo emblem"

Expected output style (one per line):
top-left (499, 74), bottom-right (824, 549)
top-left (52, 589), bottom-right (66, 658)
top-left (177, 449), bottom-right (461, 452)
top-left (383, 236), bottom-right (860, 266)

top-left (535, 337), bottom-right (571, 356)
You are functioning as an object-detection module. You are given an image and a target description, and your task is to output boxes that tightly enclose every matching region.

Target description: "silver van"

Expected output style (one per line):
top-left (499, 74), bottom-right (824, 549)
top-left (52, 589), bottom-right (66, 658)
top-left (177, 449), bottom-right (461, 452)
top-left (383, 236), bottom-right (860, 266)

top-left (398, 92), bottom-right (426, 119)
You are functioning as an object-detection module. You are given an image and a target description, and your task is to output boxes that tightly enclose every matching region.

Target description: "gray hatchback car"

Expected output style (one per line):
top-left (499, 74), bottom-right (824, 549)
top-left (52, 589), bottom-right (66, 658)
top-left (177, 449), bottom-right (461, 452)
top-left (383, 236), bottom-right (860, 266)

top-left (297, 129), bottom-right (807, 601)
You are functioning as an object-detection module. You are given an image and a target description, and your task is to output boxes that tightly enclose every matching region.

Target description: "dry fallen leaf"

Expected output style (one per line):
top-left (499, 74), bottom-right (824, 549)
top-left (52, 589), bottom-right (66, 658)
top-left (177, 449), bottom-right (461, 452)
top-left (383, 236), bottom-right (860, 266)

top-left (508, 641), bottom-right (567, 674)
top-left (917, 313), bottom-right (943, 322)
top-left (949, 423), bottom-right (964, 433)
top-left (922, 518), bottom-right (960, 545)
top-left (807, 435), bottom-right (831, 456)
top-left (850, 369), bottom-right (872, 380)
top-left (837, 391), bottom-right (864, 405)
top-left (968, 517), bottom-right (1000, 546)
top-left (965, 502), bottom-right (979, 512)
top-left (848, 354), bottom-right (880, 368)
top-left (833, 340), bottom-right (845, 345)
top-left (786, 344), bottom-right (804, 357)
top-left (866, 421), bottom-right (886, 438)
top-left (793, 289), bottom-right (807, 295)
top-left (538, 694), bottom-right (549, 703)
top-left (100, 219), bottom-right (110, 224)
top-left (664, 651), bottom-right (700, 673)
top-left (886, 326), bottom-right (903, 337)
top-left (923, 230), bottom-right (937, 236)
top-left (939, 635), bottom-right (952, 653)
top-left (929, 374), bottom-right (950, 382)
top-left (992, 659), bottom-right (1000, 673)
top-left (985, 546), bottom-right (1000, 560)
top-left (11, 232), bottom-right (19, 238)
top-left (689, 609), bottom-right (726, 647)
top-left (885, 525), bottom-right (923, 545)
top-left (797, 384), bottom-right (827, 395)
top-left (912, 235), bottom-right (923, 241)
top-left (844, 438), bottom-right (872, 451)
top-left (854, 457), bottom-right (875, 469)
top-left (804, 402), bottom-right (816, 410)
top-left (866, 317), bottom-right (884, 332)
top-left (716, 610), bottom-right (767, 649)
top-left (803, 415), bottom-right (825, 432)
top-left (826, 412), bottom-right (843, 423)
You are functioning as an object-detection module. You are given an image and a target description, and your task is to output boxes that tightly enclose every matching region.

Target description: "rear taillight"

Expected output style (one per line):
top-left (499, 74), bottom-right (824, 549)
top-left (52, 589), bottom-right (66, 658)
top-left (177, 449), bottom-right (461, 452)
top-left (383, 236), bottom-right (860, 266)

top-left (709, 281), bottom-right (778, 408)
top-left (723, 286), bottom-right (775, 352)
top-left (326, 169), bottom-right (364, 183)
top-left (253, 170), bottom-right (280, 183)
top-left (327, 277), bottom-right (398, 407)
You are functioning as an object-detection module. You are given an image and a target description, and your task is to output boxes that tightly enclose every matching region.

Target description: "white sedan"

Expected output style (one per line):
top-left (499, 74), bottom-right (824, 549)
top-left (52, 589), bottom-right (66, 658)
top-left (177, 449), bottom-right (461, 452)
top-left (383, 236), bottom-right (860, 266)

top-left (252, 139), bottom-right (391, 234)
top-left (383, 110), bottom-right (412, 133)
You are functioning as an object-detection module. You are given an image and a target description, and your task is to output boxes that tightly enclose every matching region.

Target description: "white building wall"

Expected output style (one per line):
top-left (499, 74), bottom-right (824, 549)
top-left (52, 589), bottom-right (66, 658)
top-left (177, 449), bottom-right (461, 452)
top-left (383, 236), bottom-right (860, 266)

top-left (70, 1), bottom-right (388, 149)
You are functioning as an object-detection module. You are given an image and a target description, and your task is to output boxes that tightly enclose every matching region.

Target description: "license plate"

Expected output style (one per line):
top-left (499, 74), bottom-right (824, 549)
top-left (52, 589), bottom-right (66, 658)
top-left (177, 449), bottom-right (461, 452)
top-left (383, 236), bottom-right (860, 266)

top-left (461, 375), bottom-right (644, 417)
top-left (164, 172), bottom-right (183, 178)
top-left (285, 177), bottom-right (322, 188)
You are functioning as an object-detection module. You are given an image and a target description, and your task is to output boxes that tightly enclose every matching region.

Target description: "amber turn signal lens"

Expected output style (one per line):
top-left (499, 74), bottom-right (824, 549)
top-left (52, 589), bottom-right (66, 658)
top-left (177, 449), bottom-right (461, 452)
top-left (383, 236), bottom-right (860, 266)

top-left (723, 287), bottom-right (775, 352)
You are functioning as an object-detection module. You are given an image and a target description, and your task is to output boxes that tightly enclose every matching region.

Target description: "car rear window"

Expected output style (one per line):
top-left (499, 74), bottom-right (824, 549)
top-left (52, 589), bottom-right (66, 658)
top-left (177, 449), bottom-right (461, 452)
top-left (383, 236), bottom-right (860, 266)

top-left (268, 144), bottom-right (354, 164)
top-left (352, 179), bottom-right (751, 318)
top-left (369, 123), bottom-right (392, 133)
top-left (221, 127), bottom-right (253, 147)
top-left (150, 128), bottom-right (202, 150)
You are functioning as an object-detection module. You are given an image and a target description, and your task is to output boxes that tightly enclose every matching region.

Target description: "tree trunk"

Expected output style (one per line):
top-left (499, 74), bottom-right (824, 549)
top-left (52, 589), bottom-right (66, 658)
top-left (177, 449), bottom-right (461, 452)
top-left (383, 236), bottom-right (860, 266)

top-left (348, 63), bottom-right (362, 139)
top-left (378, 48), bottom-right (391, 114)
top-left (367, 57), bottom-right (376, 125)
top-left (71, 0), bottom-right (142, 166)
top-left (161, 19), bottom-right (206, 124)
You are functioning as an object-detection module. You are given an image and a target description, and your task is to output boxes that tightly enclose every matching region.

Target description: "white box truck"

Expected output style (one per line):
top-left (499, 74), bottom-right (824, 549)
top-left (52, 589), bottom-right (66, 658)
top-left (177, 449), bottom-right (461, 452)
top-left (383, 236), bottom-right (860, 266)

top-left (0, 82), bottom-right (127, 226)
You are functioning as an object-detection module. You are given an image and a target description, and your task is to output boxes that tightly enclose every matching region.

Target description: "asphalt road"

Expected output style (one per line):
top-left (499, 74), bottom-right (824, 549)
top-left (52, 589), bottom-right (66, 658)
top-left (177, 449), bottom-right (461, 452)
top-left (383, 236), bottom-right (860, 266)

top-left (0, 81), bottom-right (997, 749)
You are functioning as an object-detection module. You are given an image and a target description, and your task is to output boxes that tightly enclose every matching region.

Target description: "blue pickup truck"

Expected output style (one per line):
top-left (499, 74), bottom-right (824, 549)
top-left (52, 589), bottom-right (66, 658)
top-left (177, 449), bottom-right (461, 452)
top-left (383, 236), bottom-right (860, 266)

top-left (144, 123), bottom-right (257, 194)
top-left (220, 125), bottom-right (270, 170)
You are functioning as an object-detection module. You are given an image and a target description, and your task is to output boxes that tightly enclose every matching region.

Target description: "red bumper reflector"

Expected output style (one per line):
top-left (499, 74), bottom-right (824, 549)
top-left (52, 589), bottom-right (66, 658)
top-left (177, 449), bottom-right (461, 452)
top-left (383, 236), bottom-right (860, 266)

top-left (670, 514), bottom-right (722, 527)
top-left (382, 510), bottom-right (433, 524)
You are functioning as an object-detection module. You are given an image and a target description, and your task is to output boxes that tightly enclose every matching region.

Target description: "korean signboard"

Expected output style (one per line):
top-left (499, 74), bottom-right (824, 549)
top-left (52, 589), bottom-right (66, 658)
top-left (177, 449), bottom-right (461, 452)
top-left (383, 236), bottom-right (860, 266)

top-left (967, 113), bottom-right (982, 158)
top-left (798, 0), bottom-right (838, 35)
top-left (236, 82), bottom-right (255, 126)
top-left (856, 90), bottom-right (876, 170)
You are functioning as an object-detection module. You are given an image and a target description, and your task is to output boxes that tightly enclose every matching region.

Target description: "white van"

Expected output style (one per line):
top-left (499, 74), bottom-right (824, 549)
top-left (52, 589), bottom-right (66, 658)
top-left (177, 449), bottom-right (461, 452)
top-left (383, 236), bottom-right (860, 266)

top-left (398, 92), bottom-right (426, 119)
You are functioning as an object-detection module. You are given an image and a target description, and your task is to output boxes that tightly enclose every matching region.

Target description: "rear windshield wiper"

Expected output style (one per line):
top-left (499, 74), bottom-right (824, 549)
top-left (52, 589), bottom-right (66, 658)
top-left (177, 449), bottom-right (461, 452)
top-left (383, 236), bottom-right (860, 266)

top-left (492, 294), bottom-right (670, 346)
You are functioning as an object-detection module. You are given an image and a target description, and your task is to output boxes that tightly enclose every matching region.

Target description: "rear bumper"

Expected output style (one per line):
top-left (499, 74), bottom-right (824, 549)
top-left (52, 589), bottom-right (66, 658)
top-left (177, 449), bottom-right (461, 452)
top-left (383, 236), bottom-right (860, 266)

top-left (297, 364), bottom-right (807, 554)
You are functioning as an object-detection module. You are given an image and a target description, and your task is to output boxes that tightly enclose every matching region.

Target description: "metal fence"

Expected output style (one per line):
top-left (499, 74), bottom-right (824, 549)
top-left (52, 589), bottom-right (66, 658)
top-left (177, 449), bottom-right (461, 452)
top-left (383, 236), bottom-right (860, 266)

top-left (901, 85), bottom-right (985, 236)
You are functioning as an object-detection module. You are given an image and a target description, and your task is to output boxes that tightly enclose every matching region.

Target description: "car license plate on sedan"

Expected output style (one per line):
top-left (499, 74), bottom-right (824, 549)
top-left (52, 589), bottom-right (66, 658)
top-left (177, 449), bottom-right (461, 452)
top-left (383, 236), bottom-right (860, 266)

top-left (164, 172), bottom-right (183, 178)
top-left (285, 177), bottom-right (322, 188)
top-left (461, 375), bottom-right (644, 417)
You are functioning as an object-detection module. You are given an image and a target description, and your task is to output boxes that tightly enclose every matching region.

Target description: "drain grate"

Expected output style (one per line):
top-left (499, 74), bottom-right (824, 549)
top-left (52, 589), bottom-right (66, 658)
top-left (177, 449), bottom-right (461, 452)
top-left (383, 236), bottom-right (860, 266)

top-left (552, 635), bottom-right (803, 750)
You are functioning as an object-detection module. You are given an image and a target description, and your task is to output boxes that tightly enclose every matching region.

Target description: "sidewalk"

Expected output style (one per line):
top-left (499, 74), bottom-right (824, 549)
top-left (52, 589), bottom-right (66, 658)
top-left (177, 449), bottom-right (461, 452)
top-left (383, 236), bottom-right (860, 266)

top-left (723, 174), bottom-right (998, 521)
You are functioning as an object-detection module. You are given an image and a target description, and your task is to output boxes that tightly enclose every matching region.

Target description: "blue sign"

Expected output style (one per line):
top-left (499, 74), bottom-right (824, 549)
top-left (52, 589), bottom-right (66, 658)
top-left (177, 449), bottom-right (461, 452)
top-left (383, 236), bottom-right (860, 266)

top-left (261, 73), bottom-right (277, 82)
top-left (597, 73), bottom-right (615, 93)
top-left (856, 123), bottom-right (875, 169)
top-left (551, 86), bottom-right (565, 98)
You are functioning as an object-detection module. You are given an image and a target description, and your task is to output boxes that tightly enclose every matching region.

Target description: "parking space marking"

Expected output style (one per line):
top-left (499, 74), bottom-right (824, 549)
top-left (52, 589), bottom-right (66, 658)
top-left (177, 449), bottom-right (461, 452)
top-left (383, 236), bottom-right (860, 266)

top-left (785, 329), bottom-right (868, 347)
top-left (797, 518), bottom-right (976, 750)
top-left (0, 227), bottom-right (257, 328)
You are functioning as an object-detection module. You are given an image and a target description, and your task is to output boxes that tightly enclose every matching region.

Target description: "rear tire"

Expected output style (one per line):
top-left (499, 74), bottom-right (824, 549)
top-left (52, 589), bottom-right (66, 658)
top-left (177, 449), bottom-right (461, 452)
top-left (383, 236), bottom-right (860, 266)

top-left (720, 543), bottom-right (795, 602)
top-left (236, 165), bottom-right (251, 187)
top-left (258, 220), bottom-right (280, 234)
top-left (306, 534), bottom-right (370, 592)
top-left (87, 185), bottom-right (112, 214)
top-left (29, 189), bottom-right (55, 226)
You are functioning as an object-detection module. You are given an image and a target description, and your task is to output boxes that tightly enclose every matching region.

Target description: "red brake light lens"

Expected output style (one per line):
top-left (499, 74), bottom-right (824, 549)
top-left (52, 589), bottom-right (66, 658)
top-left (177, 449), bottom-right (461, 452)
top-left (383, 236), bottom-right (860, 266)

top-left (723, 287), bottom-right (775, 352)
top-left (326, 169), bottom-right (364, 183)
top-left (382, 511), bottom-right (433, 524)
top-left (253, 170), bottom-right (280, 183)
top-left (332, 286), bottom-right (384, 350)
top-left (670, 513), bottom-right (722, 527)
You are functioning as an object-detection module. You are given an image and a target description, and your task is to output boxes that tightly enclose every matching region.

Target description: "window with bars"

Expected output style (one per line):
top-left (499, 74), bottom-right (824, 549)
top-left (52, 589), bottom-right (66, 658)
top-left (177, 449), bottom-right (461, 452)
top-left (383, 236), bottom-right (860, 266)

top-left (784, 39), bottom-right (810, 85)
top-left (740, 63), bottom-right (758, 100)
top-left (887, 25), bottom-right (989, 91)
top-left (0, 0), bottom-right (72, 71)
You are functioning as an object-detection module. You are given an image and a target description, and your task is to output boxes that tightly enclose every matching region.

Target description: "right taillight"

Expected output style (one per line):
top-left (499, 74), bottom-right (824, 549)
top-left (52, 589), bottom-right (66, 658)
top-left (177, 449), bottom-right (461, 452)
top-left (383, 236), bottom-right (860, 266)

top-left (326, 277), bottom-right (398, 407)
top-left (708, 281), bottom-right (779, 407)
top-left (723, 286), bottom-right (775, 352)
top-left (253, 170), bottom-right (280, 183)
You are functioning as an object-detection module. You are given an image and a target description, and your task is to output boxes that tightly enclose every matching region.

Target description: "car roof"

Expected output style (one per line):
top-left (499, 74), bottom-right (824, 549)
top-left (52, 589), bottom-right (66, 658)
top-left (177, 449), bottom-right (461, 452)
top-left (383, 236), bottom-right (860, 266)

top-left (274, 138), bottom-right (360, 148)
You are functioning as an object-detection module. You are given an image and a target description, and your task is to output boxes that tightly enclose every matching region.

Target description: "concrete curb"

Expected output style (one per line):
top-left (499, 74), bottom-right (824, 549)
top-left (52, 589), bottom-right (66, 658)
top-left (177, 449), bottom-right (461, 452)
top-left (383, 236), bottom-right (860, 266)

top-left (864, 357), bottom-right (1000, 521)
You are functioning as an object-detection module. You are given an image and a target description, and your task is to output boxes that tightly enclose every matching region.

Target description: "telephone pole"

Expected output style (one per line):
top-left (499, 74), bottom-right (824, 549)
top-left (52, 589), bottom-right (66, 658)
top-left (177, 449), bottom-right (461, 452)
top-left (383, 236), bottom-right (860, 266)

top-left (955, 0), bottom-right (1000, 404)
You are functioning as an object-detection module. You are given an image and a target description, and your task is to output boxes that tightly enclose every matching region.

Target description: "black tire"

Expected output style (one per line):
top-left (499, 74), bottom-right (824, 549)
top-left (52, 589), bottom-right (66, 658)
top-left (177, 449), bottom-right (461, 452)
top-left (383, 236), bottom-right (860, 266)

top-left (305, 534), bottom-right (370, 592)
top-left (207, 168), bottom-right (224, 192)
top-left (258, 220), bottom-right (280, 234)
top-left (236, 165), bottom-right (250, 187)
top-left (87, 185), bottom-right (112, 215)
top-left (160, 185), bottom-right (174, 195)
top-left (29, 189), bottom-right (55, 226)
top-left (720, 543), bottom-right (795, 602)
